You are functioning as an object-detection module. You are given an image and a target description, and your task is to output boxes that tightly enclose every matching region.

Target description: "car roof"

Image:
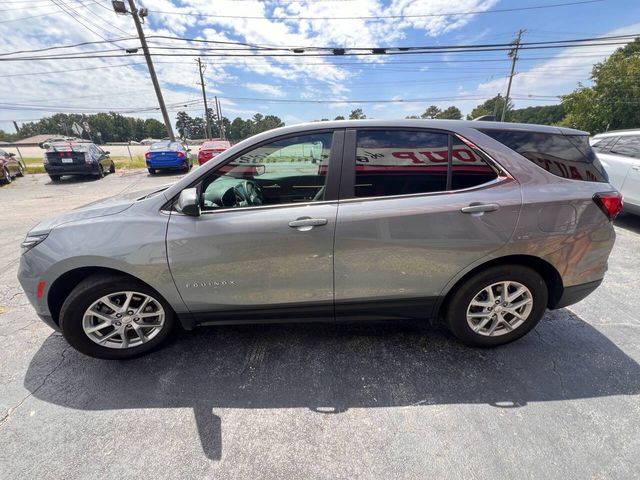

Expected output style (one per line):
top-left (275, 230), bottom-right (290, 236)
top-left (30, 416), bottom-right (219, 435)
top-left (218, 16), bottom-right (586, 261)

top-left (593, 129), bottom-right (640, 138)
top-left (250, 119), bottom-right (588, 137)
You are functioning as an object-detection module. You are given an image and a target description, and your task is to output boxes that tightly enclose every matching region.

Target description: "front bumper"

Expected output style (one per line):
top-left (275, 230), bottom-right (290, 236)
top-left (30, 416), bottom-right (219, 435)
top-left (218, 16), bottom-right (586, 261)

top-left (17, 249), bottom-right (54, 327)
top-left (45, 163), bottom-right (100, 175)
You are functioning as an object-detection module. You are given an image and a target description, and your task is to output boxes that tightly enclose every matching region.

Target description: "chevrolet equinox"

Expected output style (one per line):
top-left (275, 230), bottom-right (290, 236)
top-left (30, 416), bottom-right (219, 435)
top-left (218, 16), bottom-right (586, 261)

top-left (18, 120), bottom-right (621, 359)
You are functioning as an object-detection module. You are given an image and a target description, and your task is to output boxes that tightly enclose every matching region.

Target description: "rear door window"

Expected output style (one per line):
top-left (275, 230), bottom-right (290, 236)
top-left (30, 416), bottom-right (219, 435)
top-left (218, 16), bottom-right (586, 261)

top-left (480, 129), bottom-right (608, 183)
top-left (352, 130), bottom-right (498, 198)
top-left (609, 135), bottom-right (640, 159)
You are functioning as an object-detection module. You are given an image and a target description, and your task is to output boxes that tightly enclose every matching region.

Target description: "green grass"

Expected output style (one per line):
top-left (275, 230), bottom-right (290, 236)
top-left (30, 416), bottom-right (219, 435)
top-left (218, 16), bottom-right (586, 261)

top-left (22, 156), bottom-right (148, 174)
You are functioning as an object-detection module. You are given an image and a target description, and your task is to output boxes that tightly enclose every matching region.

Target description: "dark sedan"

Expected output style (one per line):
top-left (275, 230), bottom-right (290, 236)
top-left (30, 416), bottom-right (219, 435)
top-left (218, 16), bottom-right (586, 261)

top-left (0, 148), bottom-right (24, 185)
top-left (44, 142), bottom-right (115, 182)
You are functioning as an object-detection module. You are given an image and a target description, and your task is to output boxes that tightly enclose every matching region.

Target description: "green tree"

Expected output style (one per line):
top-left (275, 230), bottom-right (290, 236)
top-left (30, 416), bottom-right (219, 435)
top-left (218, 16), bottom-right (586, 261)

top-left (510, 105), bottom-right (565, 125)
top-left (435, 106), bottom-right (463, 120)
top-left (561, 38), bottom-right (640, 133)
top-left (421, 105), bottom-right (441, 119)
top-left (467, 95), bottom-right (512, 120)
top-left (349, 108), bottom-right (366, 119)
top-left (334, 115), bottom-right (345, 120)
top-left (405, 115), bottom-right (420, 119)
top-left (144, 118), bottom-right (167, 139)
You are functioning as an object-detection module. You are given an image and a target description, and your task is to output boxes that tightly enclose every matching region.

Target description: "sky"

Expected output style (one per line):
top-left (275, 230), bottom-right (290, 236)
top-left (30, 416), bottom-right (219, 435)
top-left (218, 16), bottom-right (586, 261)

top-left (1, 0), bottom-right (640, 133)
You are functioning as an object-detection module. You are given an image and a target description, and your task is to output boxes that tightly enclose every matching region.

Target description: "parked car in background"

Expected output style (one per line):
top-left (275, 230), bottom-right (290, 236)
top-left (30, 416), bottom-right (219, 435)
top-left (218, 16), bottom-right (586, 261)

top-left (591, 129), bottom-right (640, 214)
top-left (19, 120), bottom-right (620, 359)
top-left (0, 148), bottom-right (24, 185)
top-left (145, 141), bottom-right (193, 174)
top-left (44, 142), bottom-right (115, 182)
top-left (198, 139), bottom-right (232, 165)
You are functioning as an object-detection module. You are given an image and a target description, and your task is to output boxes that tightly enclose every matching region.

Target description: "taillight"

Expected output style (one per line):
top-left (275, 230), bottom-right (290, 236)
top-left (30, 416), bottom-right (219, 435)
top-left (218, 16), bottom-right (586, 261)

top-left (593, 191), bottom-right (623, 220)
top-left (145, 152), bottom-right (151, 159)
top-left (43, 154), bottom-right (48, 165)
top-left (177, 151), bottom-right (186, 158)
top-left (85, 152), bottom-right (92, 164)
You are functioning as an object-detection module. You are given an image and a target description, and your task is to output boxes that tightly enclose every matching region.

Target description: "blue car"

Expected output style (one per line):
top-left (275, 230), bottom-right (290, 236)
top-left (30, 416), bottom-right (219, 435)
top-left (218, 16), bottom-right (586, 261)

top-left (145, 141), bottom-right (193, 174)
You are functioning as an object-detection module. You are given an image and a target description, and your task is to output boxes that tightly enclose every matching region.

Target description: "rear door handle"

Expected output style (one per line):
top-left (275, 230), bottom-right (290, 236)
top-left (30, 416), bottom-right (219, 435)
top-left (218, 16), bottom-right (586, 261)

top-left (632, 165), bottom-right (640, 171)
top-left (289, 217), bottom-right (328, 230)
top-left (461, 203), bottom-right (500, 214)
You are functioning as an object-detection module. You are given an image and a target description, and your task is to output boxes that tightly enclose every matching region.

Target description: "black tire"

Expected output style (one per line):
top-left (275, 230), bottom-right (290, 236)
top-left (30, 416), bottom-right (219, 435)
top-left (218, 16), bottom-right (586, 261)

top-left (17, 163), bottom-right (25, 177)
top-left (59, 274), bottom-right (176, 359)
top-left (1, 167), bottom-right (11, 184)
top-left (148, 168), bottom-right (156, 175)
top-left (96, 165), bottom-right (105, 179)
top-left (109, 162), bottom-right (116, 174)
top-left (49, 175), bottom-right (61, 182)
top-left (445, 265), bottom-right (548, 347)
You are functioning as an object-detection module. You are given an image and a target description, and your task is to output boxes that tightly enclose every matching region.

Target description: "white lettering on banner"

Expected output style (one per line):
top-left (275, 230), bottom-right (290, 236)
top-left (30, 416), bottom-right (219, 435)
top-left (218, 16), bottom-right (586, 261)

top-left (355, 146), bottom-right (483, 166)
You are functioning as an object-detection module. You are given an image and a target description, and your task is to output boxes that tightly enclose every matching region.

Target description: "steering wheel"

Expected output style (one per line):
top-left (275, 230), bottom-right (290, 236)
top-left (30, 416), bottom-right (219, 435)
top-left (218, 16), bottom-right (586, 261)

top-left (233, 180), bottom-right (263, 207)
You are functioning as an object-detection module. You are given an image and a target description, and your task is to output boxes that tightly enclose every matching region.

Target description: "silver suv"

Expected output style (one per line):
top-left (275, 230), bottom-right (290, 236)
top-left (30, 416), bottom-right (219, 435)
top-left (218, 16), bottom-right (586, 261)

top-left (18, 120), bottom-right (622, 359)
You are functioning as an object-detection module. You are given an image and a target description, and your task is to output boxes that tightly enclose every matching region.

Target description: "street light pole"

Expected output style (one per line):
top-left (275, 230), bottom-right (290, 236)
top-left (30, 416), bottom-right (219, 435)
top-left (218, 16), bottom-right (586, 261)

top-left (125, 0), bottom-right (175, 141)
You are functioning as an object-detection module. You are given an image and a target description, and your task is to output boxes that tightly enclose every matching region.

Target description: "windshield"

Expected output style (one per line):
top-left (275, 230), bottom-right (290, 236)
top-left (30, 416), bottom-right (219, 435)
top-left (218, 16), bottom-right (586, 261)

top-left (150, 142), bottom-right (180, 151)
top-left (47, 143), bottom-right (90, 152)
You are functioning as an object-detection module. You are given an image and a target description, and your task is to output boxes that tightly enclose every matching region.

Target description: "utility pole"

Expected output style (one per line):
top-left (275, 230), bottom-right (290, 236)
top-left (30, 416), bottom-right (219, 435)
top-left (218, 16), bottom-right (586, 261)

top-left (196, 58), bottom-right (212, 139)
top-left (123, 0), bottom-right (175, 141)
top-left (214, 96), bottom-right (224, 140)
top-left (501, 29), bottom-right (524, 122)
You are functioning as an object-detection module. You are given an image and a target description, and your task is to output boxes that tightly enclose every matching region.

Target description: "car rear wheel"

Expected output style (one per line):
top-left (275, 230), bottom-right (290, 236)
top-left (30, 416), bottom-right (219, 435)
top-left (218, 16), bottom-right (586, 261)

top-left (17, 163), bottom-right (25, 177)
top-left (109, 162), bottom-right (116, 174)
top-left (445, 265), bottom-right (547, 347)
top-left (59, 274), bottom-right (176, 359)
top-left (96, 165), bottom-right (105, 179)
top-left (148, 168), bottom-right (156, 175)
top-left (49, 175), bottom-right (61, 182)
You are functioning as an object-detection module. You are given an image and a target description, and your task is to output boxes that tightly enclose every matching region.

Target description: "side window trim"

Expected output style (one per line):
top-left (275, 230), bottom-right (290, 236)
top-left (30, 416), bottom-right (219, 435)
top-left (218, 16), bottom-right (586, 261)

top-left (339, 127), bottom-right (502, 201)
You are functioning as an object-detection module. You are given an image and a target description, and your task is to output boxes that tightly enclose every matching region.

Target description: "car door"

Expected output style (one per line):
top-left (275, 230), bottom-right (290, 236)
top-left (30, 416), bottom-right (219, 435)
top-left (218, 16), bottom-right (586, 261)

top-left (595, 137), bottom-right (634, 191)
top-left (166, 129), bottom-right (344, 323)
top-left (612, 135), bottom-right (640, 206)
top-left (333, 128), bottom-right (522, 320)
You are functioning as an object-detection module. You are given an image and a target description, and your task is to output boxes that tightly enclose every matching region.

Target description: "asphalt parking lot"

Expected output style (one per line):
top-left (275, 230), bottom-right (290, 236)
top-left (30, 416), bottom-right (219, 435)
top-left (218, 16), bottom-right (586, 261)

top-left (1, 171), bottom-right (640, 479)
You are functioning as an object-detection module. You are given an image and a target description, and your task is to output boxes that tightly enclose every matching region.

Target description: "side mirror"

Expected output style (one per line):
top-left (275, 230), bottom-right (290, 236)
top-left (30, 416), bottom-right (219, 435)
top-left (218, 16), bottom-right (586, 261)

top-left (104, 151), bottom-right (110, 155)
top-left (176, 188), bottom-right (200, 217)
top-left (8, 153), bottom-right (15, 157)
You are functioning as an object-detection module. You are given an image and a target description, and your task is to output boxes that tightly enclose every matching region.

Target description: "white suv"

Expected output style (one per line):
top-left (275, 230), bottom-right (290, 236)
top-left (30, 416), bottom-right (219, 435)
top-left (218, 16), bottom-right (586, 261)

top-left (592, 129), bottom-right (640, 214)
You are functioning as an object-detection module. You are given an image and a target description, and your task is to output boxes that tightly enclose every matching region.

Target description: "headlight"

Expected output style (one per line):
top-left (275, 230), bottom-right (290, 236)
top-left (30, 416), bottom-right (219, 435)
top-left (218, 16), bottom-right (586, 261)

top-left (21, 234), bottom-right (48, 254)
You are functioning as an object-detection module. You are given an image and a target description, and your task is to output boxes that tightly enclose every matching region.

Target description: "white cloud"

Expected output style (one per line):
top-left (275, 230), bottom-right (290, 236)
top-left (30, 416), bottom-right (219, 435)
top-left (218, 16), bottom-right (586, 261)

top-left (244, 82), bottom-right (286, 97)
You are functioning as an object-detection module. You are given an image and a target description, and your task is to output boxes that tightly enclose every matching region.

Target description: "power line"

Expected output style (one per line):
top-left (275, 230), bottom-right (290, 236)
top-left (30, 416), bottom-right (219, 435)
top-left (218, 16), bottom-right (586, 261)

top-left (147, 0), bottom-right (604, 21)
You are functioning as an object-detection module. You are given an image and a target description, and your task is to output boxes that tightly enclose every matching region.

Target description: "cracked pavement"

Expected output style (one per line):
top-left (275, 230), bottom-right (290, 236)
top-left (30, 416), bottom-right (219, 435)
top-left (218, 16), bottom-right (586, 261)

top-left (1, 172), bottom-right (640, 479)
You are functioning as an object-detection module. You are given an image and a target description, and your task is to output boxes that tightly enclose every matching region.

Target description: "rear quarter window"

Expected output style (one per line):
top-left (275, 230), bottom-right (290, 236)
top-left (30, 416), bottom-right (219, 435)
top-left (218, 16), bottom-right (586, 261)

top-left (480, 129), bottom-right (608, 183)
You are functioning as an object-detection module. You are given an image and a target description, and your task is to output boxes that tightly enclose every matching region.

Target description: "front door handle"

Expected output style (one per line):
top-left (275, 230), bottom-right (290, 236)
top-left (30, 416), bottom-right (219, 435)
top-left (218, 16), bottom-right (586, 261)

top-left (289, 217), bottom-right (328, 231)
top-left (461, 203), bottom-right (500, 214)
top-left (631, 165), bottom-right (640, 171)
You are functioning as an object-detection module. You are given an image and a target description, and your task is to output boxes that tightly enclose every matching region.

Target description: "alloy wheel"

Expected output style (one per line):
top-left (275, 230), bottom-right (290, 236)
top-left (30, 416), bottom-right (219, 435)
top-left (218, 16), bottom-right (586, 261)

top-left (466, 281), bottom-right (533, 337)
top-left (82, 291), bottom-right (166, 349)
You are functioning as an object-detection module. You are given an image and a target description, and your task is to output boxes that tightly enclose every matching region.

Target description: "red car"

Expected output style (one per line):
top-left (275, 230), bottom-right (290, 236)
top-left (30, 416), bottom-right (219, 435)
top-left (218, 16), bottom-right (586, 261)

top-left (198, 140), bottom-right (231, 165)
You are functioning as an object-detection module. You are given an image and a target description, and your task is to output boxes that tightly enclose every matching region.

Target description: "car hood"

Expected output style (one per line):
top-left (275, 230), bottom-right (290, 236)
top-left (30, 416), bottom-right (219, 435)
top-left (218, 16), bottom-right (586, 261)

top-left (27, 185), bottom-right (169, 235)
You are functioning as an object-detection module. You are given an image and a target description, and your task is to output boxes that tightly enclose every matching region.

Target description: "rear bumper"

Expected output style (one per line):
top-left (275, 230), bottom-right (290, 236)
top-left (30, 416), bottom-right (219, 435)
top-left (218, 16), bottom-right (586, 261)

top-left (147, 160), bottom-right (186, 170)
top-left (552, 279), bottom-right (603, 309)
top-left (45, 164), bottom-right (100, 175)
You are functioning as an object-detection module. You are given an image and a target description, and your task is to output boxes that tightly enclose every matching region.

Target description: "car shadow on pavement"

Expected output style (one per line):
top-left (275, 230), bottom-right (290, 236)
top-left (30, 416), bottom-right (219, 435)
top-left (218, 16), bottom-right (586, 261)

top-left (615, 212), bottom-right (640, 234)
top-left (24, 309), bottom-right (640, 461)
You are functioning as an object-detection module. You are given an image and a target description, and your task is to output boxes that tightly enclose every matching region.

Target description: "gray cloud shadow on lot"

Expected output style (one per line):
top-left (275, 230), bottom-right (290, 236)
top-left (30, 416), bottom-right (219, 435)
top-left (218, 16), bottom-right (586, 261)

top-left (23, 311), bottom-right (640, 461)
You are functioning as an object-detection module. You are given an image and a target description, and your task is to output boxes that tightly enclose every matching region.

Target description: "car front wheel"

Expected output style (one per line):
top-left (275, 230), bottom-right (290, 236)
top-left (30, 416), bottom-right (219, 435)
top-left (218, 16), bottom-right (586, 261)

top-left (1, 167), bottom-right (11, 184)
top-left (59, 274), bottom-right (176, 359)
top-left (445, 265), bottom-right (548, 347)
